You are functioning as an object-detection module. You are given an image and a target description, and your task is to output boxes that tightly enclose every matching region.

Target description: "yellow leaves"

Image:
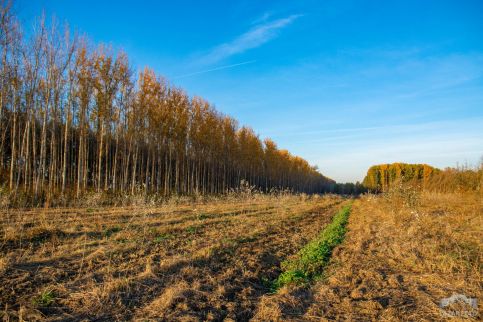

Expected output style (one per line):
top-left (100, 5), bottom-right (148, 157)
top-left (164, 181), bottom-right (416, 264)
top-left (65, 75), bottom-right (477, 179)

top-left (2, 2), bottom-right (334, 198)
top-left (362, 163), bottom-right (440, 192)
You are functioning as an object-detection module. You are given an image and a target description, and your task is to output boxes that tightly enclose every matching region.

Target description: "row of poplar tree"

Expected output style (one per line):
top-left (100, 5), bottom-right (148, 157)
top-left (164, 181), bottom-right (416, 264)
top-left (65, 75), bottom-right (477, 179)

top-left (0, 2), bottom-right (334, 199)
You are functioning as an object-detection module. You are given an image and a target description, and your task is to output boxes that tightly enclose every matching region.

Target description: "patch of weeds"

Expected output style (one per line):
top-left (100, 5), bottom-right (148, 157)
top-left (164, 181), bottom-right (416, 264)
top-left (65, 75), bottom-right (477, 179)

top-left (197, 213), bottom-right (209, 220)
top-left (185, 226), bottom-right (198, 234)
top-left (33, 289), bottom-right (55, 307)
top-left (86, 208), bottom-right (95, 213)
top-left (276, 269), bottom-right (307, 287)
top-left (261, 276), bottom-right (277, 293)
top-left (103, 226), bottom-right (121, 238)
top-left (153, 233), bottom-right (174, 243)
top-left (116, 238), bottom-right (129, 244)
top-left (274, 203), bottom-right (352, 289)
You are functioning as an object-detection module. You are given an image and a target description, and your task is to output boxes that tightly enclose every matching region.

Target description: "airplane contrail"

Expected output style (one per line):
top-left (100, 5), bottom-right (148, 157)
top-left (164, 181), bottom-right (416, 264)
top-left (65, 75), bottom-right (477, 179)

top-left (174, 60), bottom-right (256, 79)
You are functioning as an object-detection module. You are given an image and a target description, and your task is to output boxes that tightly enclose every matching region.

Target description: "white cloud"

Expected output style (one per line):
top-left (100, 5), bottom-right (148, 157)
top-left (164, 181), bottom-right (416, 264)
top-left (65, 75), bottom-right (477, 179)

top-left (198, 14), bottom-right (302, 65)
top-left (174, 60), bottom-right (256, 79)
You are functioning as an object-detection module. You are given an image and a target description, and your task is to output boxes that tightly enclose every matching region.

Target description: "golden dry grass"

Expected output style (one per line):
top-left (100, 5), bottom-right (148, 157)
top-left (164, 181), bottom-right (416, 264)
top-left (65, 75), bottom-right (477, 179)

top-left (0, 194), bottom-right (343, 321)
top-left (2, 192), bottom-right (480, 321)
top-left (255, 192), bottom-right (482, 321)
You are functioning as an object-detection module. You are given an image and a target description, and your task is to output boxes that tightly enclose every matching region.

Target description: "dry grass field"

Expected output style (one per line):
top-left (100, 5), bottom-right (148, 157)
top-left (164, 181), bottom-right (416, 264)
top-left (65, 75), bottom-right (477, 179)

top-left (1, 195), bottom-right (345, 321)
top-left (256, 191), bottom-right (482, 321)
top-left (1, 2), bottom-right (481, 321)
top-left (1, 191), bottom-right (481, 321)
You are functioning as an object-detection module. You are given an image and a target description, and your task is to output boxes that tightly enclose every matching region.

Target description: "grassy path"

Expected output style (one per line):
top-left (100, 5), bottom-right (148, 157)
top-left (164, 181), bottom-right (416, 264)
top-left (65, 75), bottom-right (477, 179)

top-left (254, 193), bottom-right (481, 321)
top-left (274, 203), bottom-right (352, 288)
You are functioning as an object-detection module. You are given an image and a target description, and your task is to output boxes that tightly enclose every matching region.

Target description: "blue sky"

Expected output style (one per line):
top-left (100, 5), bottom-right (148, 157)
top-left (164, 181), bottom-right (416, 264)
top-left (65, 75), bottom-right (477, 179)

top-left (17, 0), bottom-right (483, 182)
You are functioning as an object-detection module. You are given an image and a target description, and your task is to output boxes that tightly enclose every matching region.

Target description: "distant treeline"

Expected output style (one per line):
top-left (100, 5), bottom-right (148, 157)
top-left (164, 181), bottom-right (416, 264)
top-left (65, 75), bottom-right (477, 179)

top-left (362, 162), bottom-right (482, 193)
top-left (331, 182), bottom-right (366, 195)
top-left (362, 163), bottom-right (439, 192)
top-left (0, 2), bottom-right (334, 204)
top-left (425, 165), bottom-right (482, 193)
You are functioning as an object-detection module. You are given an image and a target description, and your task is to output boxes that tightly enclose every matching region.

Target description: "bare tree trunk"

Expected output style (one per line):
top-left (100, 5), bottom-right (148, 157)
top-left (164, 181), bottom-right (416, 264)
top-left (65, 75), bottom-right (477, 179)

top-left (97, 122), bottom-right (104, 192)
top-left (112, 131), bottom-right (119, 191)
top-left (61, 105), bottom-right (70, 194)
top-left (76, 117), bottom-right (84, 198)
top-left (131, 143), bottom-right (137, 194)
top-left (9, 86), bottom-right (17, 191)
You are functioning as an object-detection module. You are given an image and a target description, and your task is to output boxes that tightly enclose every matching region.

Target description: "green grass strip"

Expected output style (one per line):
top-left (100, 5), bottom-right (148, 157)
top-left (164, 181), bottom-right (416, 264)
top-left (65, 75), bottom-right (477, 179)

top-left (274, 203), bottom-right (352, 289)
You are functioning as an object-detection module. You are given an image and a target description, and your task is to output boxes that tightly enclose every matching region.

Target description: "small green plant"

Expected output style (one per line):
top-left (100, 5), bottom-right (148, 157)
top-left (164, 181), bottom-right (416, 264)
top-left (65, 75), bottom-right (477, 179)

top-left (274, 203), bottom-right (352, 289)
top-left (261, 276), bottom-right (276, 292)
top-left (33, 289), bottom-right (55, 307)
top-left (276, 269), bottom-right (307, 287)
top-left (153, 233), bottom-right (174, 243)
top-left (185, 226), bottom-right (198, 234)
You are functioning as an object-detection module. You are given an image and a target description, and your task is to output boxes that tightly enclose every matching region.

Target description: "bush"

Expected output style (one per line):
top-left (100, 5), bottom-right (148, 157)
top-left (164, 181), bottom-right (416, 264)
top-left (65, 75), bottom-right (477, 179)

top-left (383, 179), bottom-right (421, 210)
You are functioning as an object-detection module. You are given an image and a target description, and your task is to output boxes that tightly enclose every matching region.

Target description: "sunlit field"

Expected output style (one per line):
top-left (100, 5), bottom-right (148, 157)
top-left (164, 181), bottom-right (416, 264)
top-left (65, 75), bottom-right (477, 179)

top-left (1, 195), bottom-right (345, 320)
top-left (256, 191), bottom-right (481, 320)
top-left (1, 191), bottom-right (480, 321)
top-left (1, 1), bottom-right (482, 321)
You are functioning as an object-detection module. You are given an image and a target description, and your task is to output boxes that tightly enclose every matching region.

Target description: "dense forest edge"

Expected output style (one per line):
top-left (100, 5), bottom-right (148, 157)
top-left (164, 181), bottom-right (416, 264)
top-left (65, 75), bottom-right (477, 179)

top-left (0, 2), bottom-right (336, 207)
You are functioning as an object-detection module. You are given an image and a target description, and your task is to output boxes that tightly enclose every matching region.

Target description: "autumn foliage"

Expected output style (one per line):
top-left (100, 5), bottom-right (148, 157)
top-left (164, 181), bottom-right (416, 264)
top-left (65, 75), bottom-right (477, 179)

top-left (362, 163), bottom-right (439, 192)
top-left (0, 3), bottom-right (334, 205)
top-left (425, 165), bottom-right (482, 193)
top-left (363, 162), bottom-right (482, 194)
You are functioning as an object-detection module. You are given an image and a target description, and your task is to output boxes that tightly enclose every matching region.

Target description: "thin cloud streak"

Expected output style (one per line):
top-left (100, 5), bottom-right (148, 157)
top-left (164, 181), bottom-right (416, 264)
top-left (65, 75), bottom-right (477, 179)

top-left (174, 60), bottom-right (256, 79)
top-left (199, 14), bottom-right (302, 65)
top-left (265, 117), bottom-right (483, 139)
